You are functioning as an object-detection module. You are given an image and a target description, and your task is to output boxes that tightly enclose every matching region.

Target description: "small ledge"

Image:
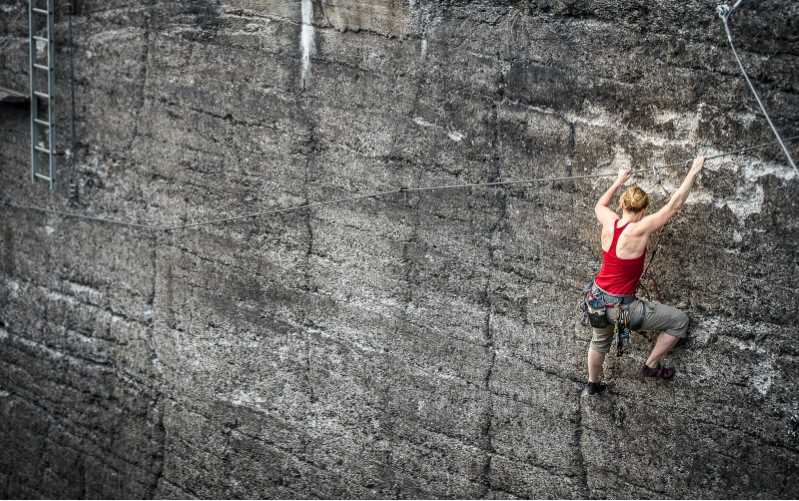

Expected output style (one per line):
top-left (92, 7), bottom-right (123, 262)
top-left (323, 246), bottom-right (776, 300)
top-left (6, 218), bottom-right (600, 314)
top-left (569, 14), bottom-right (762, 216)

top-left (0, 86), bottom-right (29, 104)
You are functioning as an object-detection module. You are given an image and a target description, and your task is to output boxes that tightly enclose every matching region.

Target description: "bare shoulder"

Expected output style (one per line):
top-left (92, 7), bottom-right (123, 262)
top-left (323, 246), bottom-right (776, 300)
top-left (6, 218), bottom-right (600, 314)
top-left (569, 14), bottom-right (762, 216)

top-left (599, 217), bottom-right (618, 240)
top-left (623, 220), bottom-right (650, 237)
top-left (595, 205), bottom-right (620, 227)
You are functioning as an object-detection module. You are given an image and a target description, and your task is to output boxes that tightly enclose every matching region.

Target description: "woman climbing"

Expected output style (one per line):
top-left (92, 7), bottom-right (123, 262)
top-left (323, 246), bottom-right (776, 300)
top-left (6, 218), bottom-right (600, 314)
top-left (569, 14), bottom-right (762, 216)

top-left (585, 156), bottom-right (705, 395)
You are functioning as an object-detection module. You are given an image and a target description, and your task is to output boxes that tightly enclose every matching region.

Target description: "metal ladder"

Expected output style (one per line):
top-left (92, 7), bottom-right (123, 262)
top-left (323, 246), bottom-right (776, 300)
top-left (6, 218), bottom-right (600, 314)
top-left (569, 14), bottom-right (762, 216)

top-left (29, 0), bottom-right (56, 190)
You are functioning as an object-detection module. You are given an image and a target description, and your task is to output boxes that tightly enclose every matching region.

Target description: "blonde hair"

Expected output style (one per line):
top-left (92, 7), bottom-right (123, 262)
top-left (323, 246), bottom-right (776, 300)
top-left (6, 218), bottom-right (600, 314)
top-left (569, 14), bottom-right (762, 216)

top-left (618, 185), bottom-right (650, 213)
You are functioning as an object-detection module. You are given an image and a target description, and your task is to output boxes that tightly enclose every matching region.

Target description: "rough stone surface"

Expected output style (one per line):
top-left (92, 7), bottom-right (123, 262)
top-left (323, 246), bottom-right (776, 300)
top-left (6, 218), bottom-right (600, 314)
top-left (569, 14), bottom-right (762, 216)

top-left (1, 0), bottom-right (798, 498)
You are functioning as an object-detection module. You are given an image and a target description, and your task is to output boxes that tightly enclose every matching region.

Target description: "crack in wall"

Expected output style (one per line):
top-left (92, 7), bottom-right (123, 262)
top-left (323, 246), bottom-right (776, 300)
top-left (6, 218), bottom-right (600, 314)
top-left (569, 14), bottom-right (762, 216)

top-left (164, 259), bottom-right (175, 330)
top-left (573, 395), bottom-right (591, 498)
top-left (477, 94), bottom-right (509, 498)
top-left (380, 175), bottom-right (424, 497)
top-left (370, 28), bottom-right (431, 496)
top-left (143, 233), bottom-right (166, 497)
top-left (2, 224), bottom-right (13, 276)
top-left (146, 392), bottom-right (166, 498)
top-left (145, 235), bottom-right (160, 367)
top-left (34, 418), bottom-right (54, 490)
top-left (126, 2), bottom-right (155, 152)
top-left (79, 454), bottom-right (88, 499)
top-left (478, 296), bottom-right (496, 498)
top-left (301, 128), bottom-right (318, 406)
top-left (294, 77), bottom-right (322, 468)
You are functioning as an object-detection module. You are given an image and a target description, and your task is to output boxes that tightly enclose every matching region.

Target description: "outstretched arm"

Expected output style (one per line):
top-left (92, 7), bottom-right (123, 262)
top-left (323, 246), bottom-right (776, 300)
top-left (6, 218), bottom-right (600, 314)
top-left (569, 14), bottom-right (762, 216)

top-left (594, 168), bottom-right (631, 225)
top-left (635, 156), bottom-right (705, 234)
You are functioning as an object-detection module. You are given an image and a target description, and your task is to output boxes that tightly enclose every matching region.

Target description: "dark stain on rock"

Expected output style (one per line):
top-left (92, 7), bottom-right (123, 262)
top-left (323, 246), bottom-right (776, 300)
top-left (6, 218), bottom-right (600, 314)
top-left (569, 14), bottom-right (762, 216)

top-left (3, 224), bottom-right (13, 276)
top-left (69, 0), bottom-right (85, 16)
top-left (165, 262), bottom-right (175, 329)
top-left (506, 61), bottom-right (582, 110)
top-left (187, 0), bottom-right (222, 29)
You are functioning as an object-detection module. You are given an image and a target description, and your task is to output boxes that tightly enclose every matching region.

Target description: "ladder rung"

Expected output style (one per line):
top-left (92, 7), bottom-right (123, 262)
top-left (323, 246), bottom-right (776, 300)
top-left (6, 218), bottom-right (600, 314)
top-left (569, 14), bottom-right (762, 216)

top-left (33, 91), bottom-right (50, 100)
top-left (33, 63), bottom-right (51, 72)
top-left (33, 35), bottom-right (50, 43)
top-left (34, 173), bottom-right (52, 182)
top-left (32, 8), bottom-right (49, 15)
top-left (34, 119), bottom-right (50, 127)
top-left (34, 146), bottom-right (51, 154)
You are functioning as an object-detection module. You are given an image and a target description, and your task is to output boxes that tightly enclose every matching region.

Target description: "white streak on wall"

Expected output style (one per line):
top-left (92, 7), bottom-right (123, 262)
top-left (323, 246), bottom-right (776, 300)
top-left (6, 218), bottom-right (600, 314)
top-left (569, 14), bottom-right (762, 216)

top-left (300, 0), bottom-right (315, 89)
top-left (46, 291), bottom-right (78, 306)
top-left (413, 116), bottom-right (436, 128)
top-left (67, 280), bottom-right (103, 305)
top-left (6, 280), bottom-right (19, 299)
top-left (229, 389), bottom-right (269, 408)
top-left (413, 117), bottom-right (466, 142)
top-left (447, 130), bottom-right (465, 142)
top-left (576, 104), bottom-right (796, 225)
top-left (712, 159), bottom-right (797, 224)
top-left (752, 357), bottom-right (775, 396)
top-left (566, 105), bottom-right (699, 150)
top-left (420, 38), bottom-right (428, 60)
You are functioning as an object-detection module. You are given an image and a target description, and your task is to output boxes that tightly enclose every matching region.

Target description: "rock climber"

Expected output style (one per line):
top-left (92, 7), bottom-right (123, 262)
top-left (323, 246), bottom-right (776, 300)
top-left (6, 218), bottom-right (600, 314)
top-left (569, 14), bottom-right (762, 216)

top-left (584, 156), bottom-right (705, 395)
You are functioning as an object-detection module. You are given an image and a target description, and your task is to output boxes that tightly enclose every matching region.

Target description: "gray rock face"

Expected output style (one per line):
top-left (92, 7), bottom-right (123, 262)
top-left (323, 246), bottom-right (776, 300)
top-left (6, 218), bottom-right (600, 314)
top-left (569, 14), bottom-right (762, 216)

top-left (1, 0), bottom-right (798, 498)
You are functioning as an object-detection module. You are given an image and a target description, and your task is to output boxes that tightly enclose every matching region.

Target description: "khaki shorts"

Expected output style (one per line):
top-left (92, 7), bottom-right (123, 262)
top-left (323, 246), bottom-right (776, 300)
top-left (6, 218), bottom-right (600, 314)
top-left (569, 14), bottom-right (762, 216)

top-left (590, 299), bottom-right (689, 353)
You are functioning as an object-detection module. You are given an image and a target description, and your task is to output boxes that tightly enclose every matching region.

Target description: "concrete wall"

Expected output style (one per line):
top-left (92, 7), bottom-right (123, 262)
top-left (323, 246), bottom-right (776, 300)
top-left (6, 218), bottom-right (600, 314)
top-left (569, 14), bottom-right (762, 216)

top-left (1, 0), bottom-right (798, 497)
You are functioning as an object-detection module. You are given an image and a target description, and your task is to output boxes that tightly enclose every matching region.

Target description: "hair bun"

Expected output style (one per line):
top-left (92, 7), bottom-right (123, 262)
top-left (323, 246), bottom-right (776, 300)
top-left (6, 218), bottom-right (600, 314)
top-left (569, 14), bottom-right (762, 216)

top-left (619, 186), bottom-right (650, 212)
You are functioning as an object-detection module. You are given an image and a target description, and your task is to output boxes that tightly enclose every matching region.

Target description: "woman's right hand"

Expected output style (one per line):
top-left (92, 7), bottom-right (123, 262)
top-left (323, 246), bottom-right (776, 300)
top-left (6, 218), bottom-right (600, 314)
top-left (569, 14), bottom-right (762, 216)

top-left (690, 155), bottom-right (705, 172)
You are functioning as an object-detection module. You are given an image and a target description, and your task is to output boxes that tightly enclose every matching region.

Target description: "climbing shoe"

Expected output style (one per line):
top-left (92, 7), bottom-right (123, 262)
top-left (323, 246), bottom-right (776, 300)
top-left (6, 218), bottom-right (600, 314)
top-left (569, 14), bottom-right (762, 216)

top-left (587, 382), bottom-right (606, 396)
top-left (640, 364), bottom-right (675, 380)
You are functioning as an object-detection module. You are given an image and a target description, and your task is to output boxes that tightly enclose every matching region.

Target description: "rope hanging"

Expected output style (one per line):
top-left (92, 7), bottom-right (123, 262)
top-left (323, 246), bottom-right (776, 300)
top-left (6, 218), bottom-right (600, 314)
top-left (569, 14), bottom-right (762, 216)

top-left (717, 1), bottom-right (798, 174)
top-left (5, 136), bottom-right (797, 233)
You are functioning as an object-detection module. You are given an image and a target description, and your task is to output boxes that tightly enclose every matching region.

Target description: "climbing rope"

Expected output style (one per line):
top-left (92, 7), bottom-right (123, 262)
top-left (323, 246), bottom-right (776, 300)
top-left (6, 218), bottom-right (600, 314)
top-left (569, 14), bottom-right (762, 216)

top-left (3, 135), bottom-right (798, 233)
top-left (717, 1), bottom-right (798, 174)
top-left (638, 157), bottom-right (688, 297)
top-left (632, 153), bottom-right (680, 298)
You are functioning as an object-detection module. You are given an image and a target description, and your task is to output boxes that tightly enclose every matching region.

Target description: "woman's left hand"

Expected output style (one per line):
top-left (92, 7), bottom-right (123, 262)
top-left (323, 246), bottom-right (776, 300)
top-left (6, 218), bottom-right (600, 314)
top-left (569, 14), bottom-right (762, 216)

top-left (617, 167), bottom-right (633, 184)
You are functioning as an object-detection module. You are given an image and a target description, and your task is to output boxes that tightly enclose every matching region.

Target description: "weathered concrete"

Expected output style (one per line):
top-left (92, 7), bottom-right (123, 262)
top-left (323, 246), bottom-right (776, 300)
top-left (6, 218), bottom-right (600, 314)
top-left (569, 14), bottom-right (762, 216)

top-left (1, 0), bottom-right (798, 498)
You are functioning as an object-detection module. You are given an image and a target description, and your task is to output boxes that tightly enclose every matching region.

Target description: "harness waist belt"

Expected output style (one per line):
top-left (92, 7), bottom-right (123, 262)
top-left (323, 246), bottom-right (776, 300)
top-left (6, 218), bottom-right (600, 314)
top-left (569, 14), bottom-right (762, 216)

top-left (591, 282), bottom-right (635, 305)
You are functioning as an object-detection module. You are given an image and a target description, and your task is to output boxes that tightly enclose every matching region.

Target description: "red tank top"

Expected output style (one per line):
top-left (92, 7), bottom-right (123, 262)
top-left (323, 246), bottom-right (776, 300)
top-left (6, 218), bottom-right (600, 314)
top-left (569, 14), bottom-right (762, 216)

top-left (594, 219), bottom-right (646, 296)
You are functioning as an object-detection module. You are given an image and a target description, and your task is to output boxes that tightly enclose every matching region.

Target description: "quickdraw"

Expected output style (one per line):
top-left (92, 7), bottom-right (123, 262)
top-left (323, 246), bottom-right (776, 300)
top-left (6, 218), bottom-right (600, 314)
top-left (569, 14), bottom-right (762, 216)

top-left (615, 307), bottom-right (632, 357)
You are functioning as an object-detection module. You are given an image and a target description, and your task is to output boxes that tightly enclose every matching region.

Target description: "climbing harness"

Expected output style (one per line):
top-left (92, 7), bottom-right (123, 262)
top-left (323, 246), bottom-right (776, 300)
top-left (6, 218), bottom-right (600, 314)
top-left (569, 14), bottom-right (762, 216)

top-left (582, 282), bottom-right (636, 357)
top-left (717, 1), bottom-right (798, 174)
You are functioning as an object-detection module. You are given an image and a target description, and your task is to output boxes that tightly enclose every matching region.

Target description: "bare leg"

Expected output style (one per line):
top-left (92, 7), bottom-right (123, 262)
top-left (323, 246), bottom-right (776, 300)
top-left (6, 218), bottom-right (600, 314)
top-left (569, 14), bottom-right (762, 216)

top-left (645, 333), bottom-right (680, 368)
top-left (587, 350), bottom-right (606, 383)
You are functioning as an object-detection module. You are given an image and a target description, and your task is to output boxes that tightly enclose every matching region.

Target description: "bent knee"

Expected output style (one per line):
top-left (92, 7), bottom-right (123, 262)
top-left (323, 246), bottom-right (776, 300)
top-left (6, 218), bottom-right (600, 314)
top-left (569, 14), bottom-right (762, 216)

top-left (668, 311), bottom-right (690, 338)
